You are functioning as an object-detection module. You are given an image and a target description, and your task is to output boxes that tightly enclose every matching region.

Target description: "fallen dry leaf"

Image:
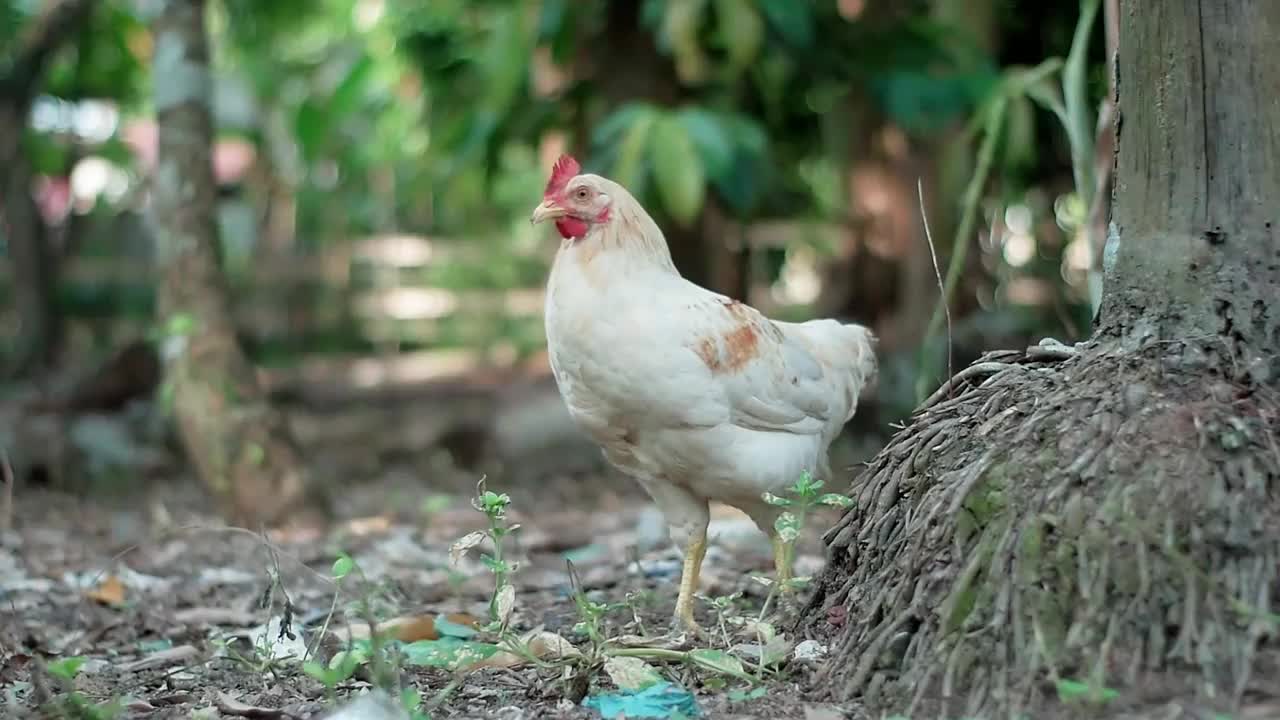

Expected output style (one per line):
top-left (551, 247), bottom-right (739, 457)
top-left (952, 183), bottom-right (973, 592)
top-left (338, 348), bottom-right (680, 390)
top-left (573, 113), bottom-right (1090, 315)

top-left (470, 630), bottom-right (582, 670)
top-left (84, 575), bottom-right (126, 606)
top-left (332, 612), bottom-right (480, 643)
top-left (215, 692), bottom-right (285, 718)
top-left (450, 531), bottom-right (487, 566)
top-left (119, 644), bottom-right (199, 672)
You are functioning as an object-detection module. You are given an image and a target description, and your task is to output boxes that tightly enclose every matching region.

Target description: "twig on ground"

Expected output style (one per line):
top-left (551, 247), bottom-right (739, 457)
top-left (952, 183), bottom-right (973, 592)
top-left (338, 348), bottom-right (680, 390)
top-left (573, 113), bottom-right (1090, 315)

top-left (87, 524), bottom-right (338, 592)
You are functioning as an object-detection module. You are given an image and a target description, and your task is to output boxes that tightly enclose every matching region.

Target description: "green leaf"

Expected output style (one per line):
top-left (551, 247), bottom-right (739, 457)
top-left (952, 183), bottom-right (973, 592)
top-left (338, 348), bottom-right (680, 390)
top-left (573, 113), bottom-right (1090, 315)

top-left (817, 493), bottom-right (854, 508)
top-left (400, 687), bottom-right (423, 714)
top-left (594, 103), bottom-right (657, 147)
top-left (664, 0), bottom-right (710, 84)
top-left (330, 55), bottom-right (375, 119)
top-left (714, 0), bottom-right (763, 69)
top-left (302, 660), bottom-right (329, 682)
top-left (760, 633), bottom-right (792, 667)
top-left (759, 2), bottom-right (814, 49)
top-left (726, 113), bottom-right (767, 155)
top-left (537, 0), bottom-right (569, 41)
top-left (649, 113), bottom-right (706, 225)
top-left (434, 614), bottom-right (479, 639)
top-left (774, 512), bottom-right (800, 543)
top-left (688, 648), bottom-right (753, 681)
top-left (791, 470), bottom-right (821, 495)
top-left (294, 99), bottom-right (326, 163)
top-left (612, 108), bottom-right (658, 192)
top-left (46, 657), bottom-right (85, 680)
top-left (604, 656), bottom-right (665, 691)
top-left (330, 648), bottom-right (366, 671)
top-left (675, 107), bottom-right (734, 181)
top-left (1002, 93), bottom-right (1037, 171)
top-left (331, 554), bottom-right (354, 580)
top-left (761, 492), bottom-right (792, 507)
top-left (479, 8), bottom-right (533, 114)
top-left (165, 313), bottom-right (197, 337)
top-left (246, 442), bottom-right (266, 466)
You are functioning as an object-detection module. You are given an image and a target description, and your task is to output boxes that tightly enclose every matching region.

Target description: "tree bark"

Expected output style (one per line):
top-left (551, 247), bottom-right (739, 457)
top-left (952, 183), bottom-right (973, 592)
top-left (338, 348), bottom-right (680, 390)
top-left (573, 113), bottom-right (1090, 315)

top-left (150, 0), bottom-right (325, 527)
top-left (1100, 1), bottom-right (1280, 374)
top-left (803, 2), bottom-right (1280, 716)
top-left (1, 139), bottom-right (62, 377)
top-left (0, 0), bottom-right (97, 377)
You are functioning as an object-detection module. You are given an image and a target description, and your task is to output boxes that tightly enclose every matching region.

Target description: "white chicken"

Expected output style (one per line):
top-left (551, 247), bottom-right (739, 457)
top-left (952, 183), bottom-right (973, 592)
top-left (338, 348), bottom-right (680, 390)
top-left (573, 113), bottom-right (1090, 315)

top-left (531, 155), bottom-right (877, 631)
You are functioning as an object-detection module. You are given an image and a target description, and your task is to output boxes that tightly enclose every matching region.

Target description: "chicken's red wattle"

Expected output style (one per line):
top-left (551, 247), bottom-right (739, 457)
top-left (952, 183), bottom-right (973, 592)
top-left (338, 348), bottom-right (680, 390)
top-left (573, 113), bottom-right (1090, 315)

top-left (555, 217), bottom-right (589, 239)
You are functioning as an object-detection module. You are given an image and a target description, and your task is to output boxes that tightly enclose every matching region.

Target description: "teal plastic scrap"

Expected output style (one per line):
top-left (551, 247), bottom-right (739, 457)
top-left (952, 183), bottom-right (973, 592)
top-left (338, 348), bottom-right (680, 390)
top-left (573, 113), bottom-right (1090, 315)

top-left (582, 681), bottom-right (701, 718)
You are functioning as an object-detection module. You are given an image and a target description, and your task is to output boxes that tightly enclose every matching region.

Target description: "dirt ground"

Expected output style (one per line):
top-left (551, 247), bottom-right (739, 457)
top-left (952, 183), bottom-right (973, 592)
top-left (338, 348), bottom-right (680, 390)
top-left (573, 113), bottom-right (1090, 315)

top-left (0, 462), bottom-right (866, 719)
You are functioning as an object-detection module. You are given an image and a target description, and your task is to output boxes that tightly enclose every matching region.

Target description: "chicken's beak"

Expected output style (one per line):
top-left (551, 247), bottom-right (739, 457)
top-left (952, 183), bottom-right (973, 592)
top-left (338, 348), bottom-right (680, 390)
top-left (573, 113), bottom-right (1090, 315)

top-left (530, 200), bottom-right (566, 225)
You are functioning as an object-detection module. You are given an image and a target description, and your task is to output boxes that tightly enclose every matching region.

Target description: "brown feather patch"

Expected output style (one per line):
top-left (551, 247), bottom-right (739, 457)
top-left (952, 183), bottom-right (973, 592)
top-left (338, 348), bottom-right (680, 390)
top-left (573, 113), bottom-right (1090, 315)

top-left (694, 300), bottom-right (765, 375)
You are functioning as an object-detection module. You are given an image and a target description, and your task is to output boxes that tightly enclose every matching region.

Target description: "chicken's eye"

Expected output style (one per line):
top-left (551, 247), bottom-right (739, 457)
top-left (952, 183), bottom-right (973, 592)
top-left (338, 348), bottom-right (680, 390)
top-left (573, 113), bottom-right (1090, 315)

top-left (575, 188), bottom-right (590, 200)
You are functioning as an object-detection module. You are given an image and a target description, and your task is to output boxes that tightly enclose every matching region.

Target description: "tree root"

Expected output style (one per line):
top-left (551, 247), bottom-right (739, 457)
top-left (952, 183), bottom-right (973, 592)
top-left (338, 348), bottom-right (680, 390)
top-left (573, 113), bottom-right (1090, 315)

top-left (807, 338), bottom-right (1280, 718)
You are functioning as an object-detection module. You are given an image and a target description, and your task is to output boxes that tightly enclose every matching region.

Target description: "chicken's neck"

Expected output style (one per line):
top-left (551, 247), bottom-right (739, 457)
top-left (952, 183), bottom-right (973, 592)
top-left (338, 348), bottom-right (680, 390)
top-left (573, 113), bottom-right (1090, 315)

top-left (591, 197), bottom-right (680, 275)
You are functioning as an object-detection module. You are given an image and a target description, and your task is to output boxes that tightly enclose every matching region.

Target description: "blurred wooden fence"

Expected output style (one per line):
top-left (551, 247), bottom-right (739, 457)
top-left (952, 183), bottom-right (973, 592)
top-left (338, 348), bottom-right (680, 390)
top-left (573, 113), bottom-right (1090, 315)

top-left (0, 234), bottom-right (551, 364)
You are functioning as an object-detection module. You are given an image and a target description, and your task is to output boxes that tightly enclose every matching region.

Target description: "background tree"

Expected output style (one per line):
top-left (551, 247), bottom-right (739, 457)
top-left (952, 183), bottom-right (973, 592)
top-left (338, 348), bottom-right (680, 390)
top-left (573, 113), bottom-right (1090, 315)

top-left (805, 0), bottom-right (1280, 716)
top-left (1, 0), bottom-right (1112, 518)
top-left (0, 0), bottom-right (96, 377)
top-left (149, 0), bottom-right (323, 526)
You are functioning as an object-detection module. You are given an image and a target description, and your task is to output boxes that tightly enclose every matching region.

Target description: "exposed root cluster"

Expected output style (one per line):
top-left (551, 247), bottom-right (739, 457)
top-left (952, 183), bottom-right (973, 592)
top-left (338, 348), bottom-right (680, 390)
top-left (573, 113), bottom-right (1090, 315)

top-left (807, 338), bottom-right (1280, 718)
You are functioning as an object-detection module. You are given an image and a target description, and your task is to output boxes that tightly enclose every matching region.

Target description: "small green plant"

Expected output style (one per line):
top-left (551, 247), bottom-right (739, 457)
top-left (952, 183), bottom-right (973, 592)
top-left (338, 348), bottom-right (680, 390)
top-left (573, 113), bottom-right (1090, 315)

top-left (621, 589), bottom-right (656, 636)
top-left (398, 686), bottom-right (430, 720)
top-left (302, 650), bottom-right (362, 700)
top-left (452, 477), bottom-right (520, 626)
top-left (305, 552), bottom-right (445, 713)
top-left (42, 657), bottom-right (123, 720)
top-left (45, 657), bottom-right (85, 681)
top-left (761, 471), bottom-right (853, 597)
top-left (696, 591), bottom-right (742, 648)
top-left (302, 555), bottom-right (361, 700)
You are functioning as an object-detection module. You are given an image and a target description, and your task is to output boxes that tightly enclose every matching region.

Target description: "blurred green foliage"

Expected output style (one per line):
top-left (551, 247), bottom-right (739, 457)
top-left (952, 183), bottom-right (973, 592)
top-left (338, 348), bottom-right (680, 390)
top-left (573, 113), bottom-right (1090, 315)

top-left (1, 0), bottom-right (1105, 383)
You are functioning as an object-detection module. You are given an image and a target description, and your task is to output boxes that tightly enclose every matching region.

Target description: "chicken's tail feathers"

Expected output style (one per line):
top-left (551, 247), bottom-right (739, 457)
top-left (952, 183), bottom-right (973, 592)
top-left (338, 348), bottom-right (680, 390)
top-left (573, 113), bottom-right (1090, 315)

top-left (780, 318), bottom-right (878, 423)
top-left (831, 322), bottom-right (878, 420)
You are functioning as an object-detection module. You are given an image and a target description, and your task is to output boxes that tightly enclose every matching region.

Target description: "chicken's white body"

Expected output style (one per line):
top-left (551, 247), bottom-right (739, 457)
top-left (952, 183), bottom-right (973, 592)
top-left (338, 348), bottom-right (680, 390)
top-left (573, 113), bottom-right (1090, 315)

top-left (538, 171), bottom-right (875, 629)
top-left (545, 177), bottom-right (874, 532)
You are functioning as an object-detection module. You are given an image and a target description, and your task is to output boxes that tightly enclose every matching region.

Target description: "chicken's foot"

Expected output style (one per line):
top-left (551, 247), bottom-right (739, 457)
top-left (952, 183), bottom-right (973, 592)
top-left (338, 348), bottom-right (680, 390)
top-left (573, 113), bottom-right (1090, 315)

top-left (672, 533), bottom-right (707, 633)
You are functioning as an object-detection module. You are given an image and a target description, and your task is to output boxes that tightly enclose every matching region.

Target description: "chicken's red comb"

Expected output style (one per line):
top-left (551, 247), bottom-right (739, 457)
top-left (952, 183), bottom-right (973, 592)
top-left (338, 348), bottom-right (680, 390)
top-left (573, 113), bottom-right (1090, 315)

top-left (544, 154), bottom-right (580, 197)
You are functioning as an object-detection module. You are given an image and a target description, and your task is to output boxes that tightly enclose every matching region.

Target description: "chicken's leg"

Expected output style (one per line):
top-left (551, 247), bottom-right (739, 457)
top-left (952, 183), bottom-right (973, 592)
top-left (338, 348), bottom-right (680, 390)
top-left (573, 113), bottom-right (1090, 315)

top-left (634, 478), bottom-right (709, 634)
top-left (673, 529), bottom-right (707, 632)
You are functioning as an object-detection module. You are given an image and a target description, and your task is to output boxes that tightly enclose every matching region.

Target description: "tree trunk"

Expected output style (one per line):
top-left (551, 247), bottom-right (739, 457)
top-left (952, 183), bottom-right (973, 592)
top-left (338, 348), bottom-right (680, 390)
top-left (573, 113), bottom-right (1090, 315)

top-left (1, 137), bottom-right (62, 377)
top-left (1099, 1), bottom-right (1280, 367)
top-left (0, 0), bottom-right (97, 377)
top-left (150, 0), bottom-right (325, 527)
top-left (803, 2), bottom-right (1280, 717)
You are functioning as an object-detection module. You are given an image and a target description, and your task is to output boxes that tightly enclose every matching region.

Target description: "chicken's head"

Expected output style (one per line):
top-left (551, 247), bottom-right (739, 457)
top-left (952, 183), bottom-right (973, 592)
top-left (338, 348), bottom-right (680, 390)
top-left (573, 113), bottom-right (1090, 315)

top-left (530, 154), bottom-right (613, 240)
